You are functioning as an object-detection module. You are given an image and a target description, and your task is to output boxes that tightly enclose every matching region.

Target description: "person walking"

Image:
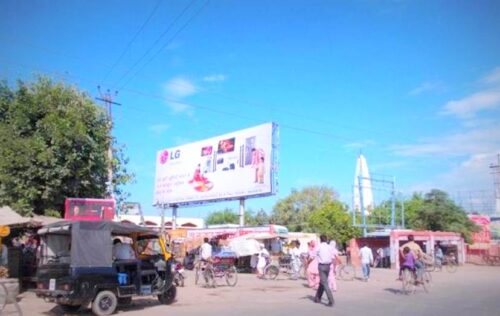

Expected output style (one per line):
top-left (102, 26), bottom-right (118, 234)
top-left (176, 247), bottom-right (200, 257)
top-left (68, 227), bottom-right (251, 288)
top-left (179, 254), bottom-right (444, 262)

top-left (359, 243), bottom-right (374, 282)
top-left (314, 235), bottom-right (334, 307)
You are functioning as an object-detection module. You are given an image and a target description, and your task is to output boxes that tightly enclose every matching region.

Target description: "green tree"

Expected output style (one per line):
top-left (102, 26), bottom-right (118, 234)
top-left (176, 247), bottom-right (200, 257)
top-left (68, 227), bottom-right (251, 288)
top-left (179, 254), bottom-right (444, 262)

top-left (205, 208), bottom-right (261, 226)
top-left (270, 186), bottom-right (338, 232)
top-left (0, 77), bottom-right (133, 216)
top-left (308, 200), bottom-right (361, 245)
top-left (206, 208), bottom-right (239, 225)
top-left (406, 189), bottom-right (479, 243)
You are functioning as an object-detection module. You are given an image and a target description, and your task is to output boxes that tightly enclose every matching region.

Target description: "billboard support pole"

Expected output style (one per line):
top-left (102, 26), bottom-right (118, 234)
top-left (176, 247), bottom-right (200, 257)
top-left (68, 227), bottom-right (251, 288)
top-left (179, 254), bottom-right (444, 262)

top-left (160, 205), bottom-right (165, 236)
top-left (239, 198), bottom-right (245, 227)
top-left (172, 205), bottom-right (178, 230)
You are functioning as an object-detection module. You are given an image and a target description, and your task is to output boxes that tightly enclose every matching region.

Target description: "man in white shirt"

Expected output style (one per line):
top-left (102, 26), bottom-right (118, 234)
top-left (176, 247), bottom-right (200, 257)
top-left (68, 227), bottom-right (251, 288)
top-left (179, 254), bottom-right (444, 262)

top-left (314, 235), bottom-right (334, 307)
top-left (200, 237), bottom-right (212, 262)
top-left (359, 243), bottom-right (374, 281)
top-left (113, 239), bottom-right (136, 260)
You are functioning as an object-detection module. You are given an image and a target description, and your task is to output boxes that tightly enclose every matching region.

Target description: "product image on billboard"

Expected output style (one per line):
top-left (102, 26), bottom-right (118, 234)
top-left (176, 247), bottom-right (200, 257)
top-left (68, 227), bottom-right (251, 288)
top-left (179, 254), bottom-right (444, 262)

top-left (154, 123), bottom-right (278, 206)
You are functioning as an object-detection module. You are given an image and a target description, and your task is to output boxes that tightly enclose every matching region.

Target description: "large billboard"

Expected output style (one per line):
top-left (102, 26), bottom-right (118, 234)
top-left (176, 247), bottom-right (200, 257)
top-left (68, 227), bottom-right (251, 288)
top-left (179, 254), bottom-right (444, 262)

top-left (154, 123), bottom-right (278, 206)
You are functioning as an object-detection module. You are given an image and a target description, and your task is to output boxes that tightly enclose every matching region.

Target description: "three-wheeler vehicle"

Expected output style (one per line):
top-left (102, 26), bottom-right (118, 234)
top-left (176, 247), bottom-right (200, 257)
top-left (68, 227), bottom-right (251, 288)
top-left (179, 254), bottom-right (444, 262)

top-left (35, 220), bottom-right (176, 315)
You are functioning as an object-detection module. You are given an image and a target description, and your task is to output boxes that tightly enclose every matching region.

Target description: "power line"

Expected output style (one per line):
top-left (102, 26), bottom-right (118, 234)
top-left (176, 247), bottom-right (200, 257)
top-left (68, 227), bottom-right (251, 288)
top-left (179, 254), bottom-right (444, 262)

top-left (0, 58), bottom-right (410, 147)
top-left (118, 0), bottom-right (210, 90)
top-left (100, 0), bottom-right (163, 85)
top-left (112, 0), bottom-right (201, 89)
top-left (0, 36), bottom-right (417, 145)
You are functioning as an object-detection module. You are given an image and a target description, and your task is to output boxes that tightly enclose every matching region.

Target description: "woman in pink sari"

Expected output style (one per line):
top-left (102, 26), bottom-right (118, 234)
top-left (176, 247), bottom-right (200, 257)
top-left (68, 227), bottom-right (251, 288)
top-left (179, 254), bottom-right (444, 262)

top-left (328, 240), bottom-right (341, 291)
top-left (306, 240), bottom-right (319, 289)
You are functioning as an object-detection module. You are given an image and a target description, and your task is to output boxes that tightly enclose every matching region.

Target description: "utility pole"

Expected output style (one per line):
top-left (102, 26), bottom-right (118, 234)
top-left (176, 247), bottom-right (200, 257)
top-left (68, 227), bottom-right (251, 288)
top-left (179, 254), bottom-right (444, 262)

top-left (490, 154), bottom-right (500, 215)
top-left (96, 86), bottom-right (121, 198)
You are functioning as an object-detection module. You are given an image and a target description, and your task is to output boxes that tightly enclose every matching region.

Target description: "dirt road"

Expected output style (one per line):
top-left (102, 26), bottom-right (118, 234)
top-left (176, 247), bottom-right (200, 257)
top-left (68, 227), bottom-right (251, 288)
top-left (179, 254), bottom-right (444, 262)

top-left (6, 264), bottom-right (500, 316)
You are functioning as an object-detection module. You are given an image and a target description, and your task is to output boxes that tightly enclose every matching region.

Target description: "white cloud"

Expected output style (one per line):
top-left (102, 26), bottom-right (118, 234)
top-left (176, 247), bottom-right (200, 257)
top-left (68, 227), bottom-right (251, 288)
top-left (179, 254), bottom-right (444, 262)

top-left (392, 127), bottom-right (500, 157)
top-left (203, 74), bottom-right (227, 82)
top-left (409, 81), bottom-right (445, 95)
top-left (481, 67), bottom-right (500, 85)
top-left (164, 77), bottom-right (197, 98)
top-left (442, 89), bottom-right (500, 118)
top-left (438, 153), bottom-right (498, 190)
top-left (148, 124), bottom-right (169, 134)
top-left (168, 101), bottom-right (194, 115)
top-left (162, 77), bottom-right (197, 115)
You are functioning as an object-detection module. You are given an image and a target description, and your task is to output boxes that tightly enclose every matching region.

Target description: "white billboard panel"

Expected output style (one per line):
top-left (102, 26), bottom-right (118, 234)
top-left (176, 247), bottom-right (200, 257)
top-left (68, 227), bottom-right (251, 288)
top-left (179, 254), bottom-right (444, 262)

top-left (154, 123), bottom-right (277, 206)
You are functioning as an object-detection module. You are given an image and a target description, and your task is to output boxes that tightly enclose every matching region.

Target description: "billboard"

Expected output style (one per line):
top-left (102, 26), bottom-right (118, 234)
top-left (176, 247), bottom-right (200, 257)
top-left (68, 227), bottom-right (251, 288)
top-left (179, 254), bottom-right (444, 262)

top-left (154, 123), bottom-right (278, 206)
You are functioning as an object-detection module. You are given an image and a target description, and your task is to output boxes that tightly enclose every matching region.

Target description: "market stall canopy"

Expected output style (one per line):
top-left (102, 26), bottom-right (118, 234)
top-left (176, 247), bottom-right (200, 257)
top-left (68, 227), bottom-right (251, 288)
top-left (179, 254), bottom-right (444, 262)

top-left (0, 206), bottom-right (31, 226)
top-left (229, 237), bottom-right (260, 257)
top-left (239, 232), bottom-right (281, 240)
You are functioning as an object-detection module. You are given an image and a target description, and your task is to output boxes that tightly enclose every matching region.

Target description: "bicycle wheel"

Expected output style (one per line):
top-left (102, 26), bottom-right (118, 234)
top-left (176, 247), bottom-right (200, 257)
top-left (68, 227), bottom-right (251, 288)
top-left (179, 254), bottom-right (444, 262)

top-left (194, 266), bottom-right (201, 285)
top-left (421, 271), bottom-right (431, 293)
top-left (204, 267), bottom-right (216, 288)
top-left (225, 266), bottom-right (238, 287)
top-left (340, 265), bottom-right (355, 281)
top-left (402, 269), bottom-right (414, 295)
top-left (264, 264), bottom-right (279, 280)
top-left (445, 262), bottom-right (457, 273)
top-left (424, 262), bottom-right (435, 272)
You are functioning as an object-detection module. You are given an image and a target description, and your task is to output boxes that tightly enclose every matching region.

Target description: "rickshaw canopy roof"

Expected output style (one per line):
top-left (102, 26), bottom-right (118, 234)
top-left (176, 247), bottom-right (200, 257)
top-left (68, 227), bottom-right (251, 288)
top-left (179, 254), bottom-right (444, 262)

top-left (38, 220), bottom-right (156, 268)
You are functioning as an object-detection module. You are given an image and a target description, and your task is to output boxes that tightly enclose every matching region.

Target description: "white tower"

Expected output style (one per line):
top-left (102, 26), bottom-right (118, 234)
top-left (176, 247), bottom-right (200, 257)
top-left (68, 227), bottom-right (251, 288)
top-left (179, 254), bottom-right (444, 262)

top-left (353, 154), bottom-right (374, 215)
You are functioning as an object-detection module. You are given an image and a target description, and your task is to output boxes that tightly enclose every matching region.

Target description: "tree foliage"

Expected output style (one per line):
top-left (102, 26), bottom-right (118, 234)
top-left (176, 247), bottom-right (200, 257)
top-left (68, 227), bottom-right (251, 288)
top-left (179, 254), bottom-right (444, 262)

top-left (0, 77), bottom-right (133, 216)
top-left (205, 207), bottom-right (268, 226)
top-left (405, 189), bottom-right (479, 243)
top-left (270, 186), bottom-right (338, 232)
top-left (308, 200), bottom-right (361, 245)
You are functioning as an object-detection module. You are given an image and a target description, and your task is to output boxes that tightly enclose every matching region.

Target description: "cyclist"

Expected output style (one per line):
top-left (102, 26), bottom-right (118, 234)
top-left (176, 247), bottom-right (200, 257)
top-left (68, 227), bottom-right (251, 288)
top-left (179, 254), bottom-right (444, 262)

top-left (200, 237), bottom-right (213, 263)
top-left (399, 235), bottom-right (424, 281)
top-left (257, 243), bottom-right (269, 278)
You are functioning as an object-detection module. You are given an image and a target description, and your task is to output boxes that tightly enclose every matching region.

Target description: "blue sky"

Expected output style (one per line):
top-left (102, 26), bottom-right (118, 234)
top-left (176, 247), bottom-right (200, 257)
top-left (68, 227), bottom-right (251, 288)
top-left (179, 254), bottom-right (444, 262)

top-left (1, 1), bottom-right (500, 217)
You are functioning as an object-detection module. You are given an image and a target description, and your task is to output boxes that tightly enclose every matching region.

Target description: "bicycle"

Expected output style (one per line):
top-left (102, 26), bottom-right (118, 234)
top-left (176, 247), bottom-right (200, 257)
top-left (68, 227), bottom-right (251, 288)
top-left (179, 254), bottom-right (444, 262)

top-left (401, 266), bottom-right (431, 295)
top-left (441, 254), bottom-right (458, 273)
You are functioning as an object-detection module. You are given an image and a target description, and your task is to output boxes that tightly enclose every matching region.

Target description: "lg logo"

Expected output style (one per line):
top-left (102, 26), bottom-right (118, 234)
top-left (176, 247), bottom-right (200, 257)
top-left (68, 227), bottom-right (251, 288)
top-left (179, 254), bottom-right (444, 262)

top-left (160, 150), bottom-right (181, 164)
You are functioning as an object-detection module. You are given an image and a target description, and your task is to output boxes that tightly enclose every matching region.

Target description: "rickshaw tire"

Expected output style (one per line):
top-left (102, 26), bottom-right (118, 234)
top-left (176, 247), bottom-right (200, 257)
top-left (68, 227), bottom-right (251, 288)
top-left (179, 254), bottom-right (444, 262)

top-left (264, 265), bottom-right (279, 280)
top-left (92, 290), bottom-right (117, 316)
top-left (158, 285), bottom-right (176, 305)
top-left (225, 266), bottom-right (238, 287)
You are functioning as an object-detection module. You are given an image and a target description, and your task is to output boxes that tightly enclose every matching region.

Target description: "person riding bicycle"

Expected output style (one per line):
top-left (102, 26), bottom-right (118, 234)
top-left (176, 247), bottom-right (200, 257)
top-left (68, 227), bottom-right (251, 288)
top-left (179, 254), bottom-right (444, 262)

top-left (399, 235), bottom-right (424, 280)
top-left (200, 237), bottom-right (213, 263)
top-left (257, 243), bottom-right (269, 278)
top-left (400, 246), bottom-right (416, 277)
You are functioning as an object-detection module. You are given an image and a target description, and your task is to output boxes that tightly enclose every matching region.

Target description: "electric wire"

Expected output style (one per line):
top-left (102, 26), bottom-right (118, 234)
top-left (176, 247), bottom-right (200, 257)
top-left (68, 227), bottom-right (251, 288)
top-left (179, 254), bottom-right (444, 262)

top-left (100, 0), bottom-right (163, 85)
top-left (112, 0), bottom-right (200, 89)
top-left (117, 0), bottom-right (210, 90)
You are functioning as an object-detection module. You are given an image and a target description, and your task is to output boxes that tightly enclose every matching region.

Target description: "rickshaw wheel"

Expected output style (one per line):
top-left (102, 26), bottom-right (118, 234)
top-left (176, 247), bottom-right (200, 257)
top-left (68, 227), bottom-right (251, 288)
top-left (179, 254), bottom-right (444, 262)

top-left (225, 266), bottom-right (238, 287)
top-left (264, 265), bottom-right (279, 280)
top-left (59, 304), bottom-right (81, 313)
top-left (158, 285), bottom-right (176, 305)
top-left (92, 290), bottom-right (118, 316)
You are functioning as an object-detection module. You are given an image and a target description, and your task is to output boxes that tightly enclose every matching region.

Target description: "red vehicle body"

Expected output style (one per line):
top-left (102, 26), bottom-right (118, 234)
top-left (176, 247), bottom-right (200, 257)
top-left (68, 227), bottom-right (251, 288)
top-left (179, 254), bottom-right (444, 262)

top-left (64, 198), bottom-right (115, 221)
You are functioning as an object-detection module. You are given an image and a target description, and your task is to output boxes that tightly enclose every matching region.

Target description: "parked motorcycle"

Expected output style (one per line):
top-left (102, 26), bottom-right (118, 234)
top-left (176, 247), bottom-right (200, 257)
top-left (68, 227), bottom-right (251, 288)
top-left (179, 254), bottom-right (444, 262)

top-left (173, 261), bottom-right (186, 287)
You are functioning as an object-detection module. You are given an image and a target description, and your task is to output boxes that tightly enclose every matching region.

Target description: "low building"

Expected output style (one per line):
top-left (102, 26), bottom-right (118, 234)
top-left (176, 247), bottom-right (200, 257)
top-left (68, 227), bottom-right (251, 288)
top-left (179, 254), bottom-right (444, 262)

top-left (349, 229), bottom-right (465, 269)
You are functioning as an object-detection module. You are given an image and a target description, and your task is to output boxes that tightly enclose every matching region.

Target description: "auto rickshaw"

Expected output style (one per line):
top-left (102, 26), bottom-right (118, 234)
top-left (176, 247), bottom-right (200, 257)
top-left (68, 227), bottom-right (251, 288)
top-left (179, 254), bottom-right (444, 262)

top-left (35, 220), bottom-right (176, 315)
